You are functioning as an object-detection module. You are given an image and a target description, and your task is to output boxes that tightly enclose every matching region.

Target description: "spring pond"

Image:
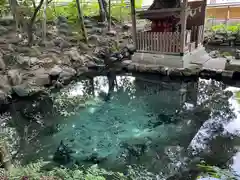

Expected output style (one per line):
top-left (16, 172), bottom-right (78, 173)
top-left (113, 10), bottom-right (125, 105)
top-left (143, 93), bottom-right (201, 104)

top-left (2, 74), bottom-right (240, 179)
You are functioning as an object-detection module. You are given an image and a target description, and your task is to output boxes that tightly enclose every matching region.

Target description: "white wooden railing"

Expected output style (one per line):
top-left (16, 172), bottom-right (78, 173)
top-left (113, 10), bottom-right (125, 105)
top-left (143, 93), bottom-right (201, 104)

top-left (136, 31), bottom-right (181, 54)
top-left (136, 26), bottom-right (203, 54)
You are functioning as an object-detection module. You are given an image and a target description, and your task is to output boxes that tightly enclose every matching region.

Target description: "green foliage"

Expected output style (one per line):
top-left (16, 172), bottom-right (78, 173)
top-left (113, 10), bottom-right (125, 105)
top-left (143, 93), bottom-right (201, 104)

top-left (211, 24), bottom-right (240, 33)
top-left (0, 0), bottom-right (8, 16)
top-left (196, 164), bottom-right (240, 179)
top-left (221, 51), bottom-right (232, 57)
top-left (7, 161), bottom-right (126, 180)
top-left (37, 0), bottom-right (143, 24)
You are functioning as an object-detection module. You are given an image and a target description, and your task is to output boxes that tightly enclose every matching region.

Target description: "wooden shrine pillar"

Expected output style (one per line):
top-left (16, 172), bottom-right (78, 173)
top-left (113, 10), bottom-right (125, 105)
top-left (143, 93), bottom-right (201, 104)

top-left (130, 0), bottom-right (137, 48)
top-left (180, 0), bottom-right (188, 56)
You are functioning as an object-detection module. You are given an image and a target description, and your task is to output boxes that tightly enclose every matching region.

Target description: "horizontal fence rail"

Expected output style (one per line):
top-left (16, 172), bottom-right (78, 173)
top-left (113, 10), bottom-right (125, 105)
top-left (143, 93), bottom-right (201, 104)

top-left (136, 31), bottom-right (181, 54)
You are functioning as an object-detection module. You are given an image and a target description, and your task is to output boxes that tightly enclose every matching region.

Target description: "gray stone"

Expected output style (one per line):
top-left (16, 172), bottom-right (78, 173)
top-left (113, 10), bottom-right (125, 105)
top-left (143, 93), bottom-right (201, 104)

top-left (0, 56), bottom-right (6, 70)
top-left (0, 26), bottom-right (8, 34)
top-left (88, 27), bottom-right (103, 35)
top-left (78, 41), bottom-right (90, 51)
top-left (159, 67), bottom-right (168, 76)
top-left (0, 19), bottom-right (14, 26)
top-left (76, 66), bottom-right (88, 75)
top-left (49, 65), bottom-right (63, 76)
top-left (33, 73), bottom-right (50, 86)
top-left (85, 24), bottom-right (93, 28)
top-left (7, 69), bottom-right (22, 86)
top-left (30, 57), bottom-right (39, 65)
top-left (60, 40), bottom-right (71, 49)
top-left (59, 66), bottom-right (76, 83)
top-left (235, 49), bottom-right (240, 60)
top-left (106, 30), bottom-right (117, 36)
top-left (42, 40), bottom-right (55, 48)
top-left (12, 83), bottom-right (44, 97)
top-left (122, 24), bottom-right (132, 30)
top-left (209, 50), bottom-right (220, 58)
top-left (122, 32), bottom-right (131, 39)
top-left (180, 68), bottom-right (194, 76)
top-left (221, 70), bottom-right (233, 79)
top-left (88, 35), bottom-right (100, 45)
top-left (0, 89), bottom-right (8, 104)
top-left (56, 16), bottom-right (68, 25)
top-left (97, 22), bottom-right (107, 27)
top-left (68, 48), bottom-right (83, 63)
top-left (16, 55), bottom-right (31, 67)
top-left (0, 75), bottom-right (11, 93)
top-left (84, 19), bottom-right (92, 25)
top-left (168, 68), bottom-right (182, 77)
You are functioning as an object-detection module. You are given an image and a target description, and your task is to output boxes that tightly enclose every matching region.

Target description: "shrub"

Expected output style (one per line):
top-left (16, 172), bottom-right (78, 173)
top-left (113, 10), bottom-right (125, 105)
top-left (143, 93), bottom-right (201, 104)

top-left (6, 161), bottom-right (126, 180)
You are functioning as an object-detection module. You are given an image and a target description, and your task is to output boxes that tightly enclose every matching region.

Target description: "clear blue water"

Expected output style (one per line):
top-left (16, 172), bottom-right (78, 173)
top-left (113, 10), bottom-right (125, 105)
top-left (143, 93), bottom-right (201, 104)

top-left (2, 74), bottom-right (240, 179)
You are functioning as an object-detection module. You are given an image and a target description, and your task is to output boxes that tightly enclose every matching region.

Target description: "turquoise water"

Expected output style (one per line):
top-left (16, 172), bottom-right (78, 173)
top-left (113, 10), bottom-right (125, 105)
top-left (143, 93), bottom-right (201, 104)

top-left (3, 74), bottom-right (240, 179)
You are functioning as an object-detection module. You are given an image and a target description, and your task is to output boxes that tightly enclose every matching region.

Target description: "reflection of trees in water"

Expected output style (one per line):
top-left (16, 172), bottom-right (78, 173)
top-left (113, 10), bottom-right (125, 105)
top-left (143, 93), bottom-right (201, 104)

top-left (2, 75), bottom-right (239, 178)
top-left (189, 79), bottom-right (237, 173)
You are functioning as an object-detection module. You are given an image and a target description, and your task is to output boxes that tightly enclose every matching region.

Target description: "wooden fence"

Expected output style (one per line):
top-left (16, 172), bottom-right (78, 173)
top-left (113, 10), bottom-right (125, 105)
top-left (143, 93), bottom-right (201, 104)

top-left (136, 31), bottom-right (181, 54)
top-left (197, 25), bottom-right (204, 45)
top-left (191, 25), bottom-right (204, 47)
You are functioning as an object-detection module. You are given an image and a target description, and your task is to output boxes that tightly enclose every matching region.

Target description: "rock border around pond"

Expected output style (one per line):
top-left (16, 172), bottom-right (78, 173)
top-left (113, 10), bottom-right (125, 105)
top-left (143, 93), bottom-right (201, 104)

top-left (120, 61), bottom-right (238, 81)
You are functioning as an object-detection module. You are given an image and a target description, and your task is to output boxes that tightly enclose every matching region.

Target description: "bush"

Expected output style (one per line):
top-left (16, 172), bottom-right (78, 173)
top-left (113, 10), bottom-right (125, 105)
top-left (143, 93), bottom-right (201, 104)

top-left (211, 24), bottom-right (240, 33)
top-left (6, 161), bottom-right (126, 180)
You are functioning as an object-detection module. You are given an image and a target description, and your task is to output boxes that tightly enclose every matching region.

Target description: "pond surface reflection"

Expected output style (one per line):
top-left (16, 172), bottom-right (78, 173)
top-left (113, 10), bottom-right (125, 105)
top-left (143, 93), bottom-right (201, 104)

top-left (2, 75), bottom-right (240, 179)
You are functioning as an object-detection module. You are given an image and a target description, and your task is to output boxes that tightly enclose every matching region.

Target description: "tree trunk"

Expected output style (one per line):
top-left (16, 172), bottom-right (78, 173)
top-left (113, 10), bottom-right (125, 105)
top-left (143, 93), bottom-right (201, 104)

top-left (42, 0), bottom-right (48, 42)
top-left (108, 0), bottom-right (111, 30)
top-left (27, 0), bottom-right (44, 45)
top-left (8, 0), bottom-right (19, 30)
top-left (75, 0), bottom-right (88, 44)
top-left (98, 0), bottom-right (106, 22)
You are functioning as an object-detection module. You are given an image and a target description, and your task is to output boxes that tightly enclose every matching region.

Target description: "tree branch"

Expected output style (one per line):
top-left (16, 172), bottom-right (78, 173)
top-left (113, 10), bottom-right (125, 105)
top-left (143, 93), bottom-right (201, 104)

top-left (31, 0), bottom-right (36, 9)
top-left (47, 0), bottom-right (53, 4)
